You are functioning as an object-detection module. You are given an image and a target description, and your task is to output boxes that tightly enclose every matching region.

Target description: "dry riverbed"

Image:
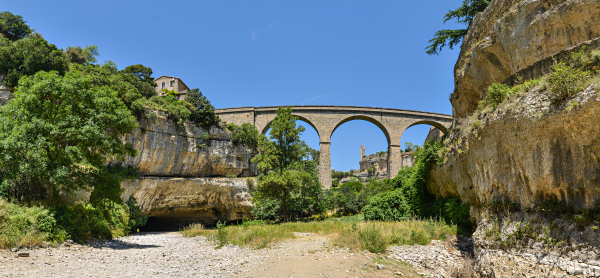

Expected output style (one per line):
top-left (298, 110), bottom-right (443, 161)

top-left (0, 232), bottom-right (472, 277)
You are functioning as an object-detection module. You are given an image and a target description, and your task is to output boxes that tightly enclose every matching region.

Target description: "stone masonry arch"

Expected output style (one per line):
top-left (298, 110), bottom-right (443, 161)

top-left (330, 115), bottom-right (391, 146)
top-left (216, 106), bottom-right (452, 188)
top-left (259, 115), bottom-right (321, 140)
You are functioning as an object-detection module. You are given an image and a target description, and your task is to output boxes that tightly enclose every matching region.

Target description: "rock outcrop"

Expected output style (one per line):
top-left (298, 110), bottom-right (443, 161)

top-left (120, 112), bottom-right (258, 228)
top-left (122, 177), bottom-right (253, 229)
top-left (429, 87), bottom-right (600, 210)
top-left (121, 112), bottom-right (257, 177)
top-left (452, 0), bottom-right (600, 118)
top-left (433, 0), bottom-right (600, 275)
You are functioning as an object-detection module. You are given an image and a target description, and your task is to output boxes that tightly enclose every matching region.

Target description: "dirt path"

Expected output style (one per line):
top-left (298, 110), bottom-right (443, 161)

top-left (0, 232), bottom-right (466, 277)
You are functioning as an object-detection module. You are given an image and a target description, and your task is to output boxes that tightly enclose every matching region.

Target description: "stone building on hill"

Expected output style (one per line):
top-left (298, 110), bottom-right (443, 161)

top-left (155, 76), bottom-right (190, 100)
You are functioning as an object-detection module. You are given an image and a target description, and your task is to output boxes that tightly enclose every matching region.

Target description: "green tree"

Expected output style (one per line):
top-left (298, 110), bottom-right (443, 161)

top-left (186, 88), bottom-right (220, 126)
top-left (120, 64), bottom-right (156, 98)
top-left (0, 71), bottom-right (138, 205)
top-left (0, 36), bottom-right (69, 87)
top-left (426, 0), bottom-right (489, 55)
top-left (0, 11), bottom-right (32, 42)
top-left (251, 107), bottom-right (323, 220)
top-left (65, 45), bottom-right (99, 65)
top-left (403, 142), bottom-right (418, 152)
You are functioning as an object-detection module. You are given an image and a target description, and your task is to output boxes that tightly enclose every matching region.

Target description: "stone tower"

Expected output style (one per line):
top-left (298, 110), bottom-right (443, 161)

top-left (360, 145), bottom-right (365, 158)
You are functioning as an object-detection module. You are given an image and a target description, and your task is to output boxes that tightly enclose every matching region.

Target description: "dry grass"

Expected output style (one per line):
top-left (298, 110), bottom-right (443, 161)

top-left (182, 216), bottom-right (456, 252)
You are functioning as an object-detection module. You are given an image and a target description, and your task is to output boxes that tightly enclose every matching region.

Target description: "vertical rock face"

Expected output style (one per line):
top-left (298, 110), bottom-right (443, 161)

top-left (121, 113), bottom-right (257, 177)
top-left (120, 113), bottom-right (258, 228)
top-left (452, 0), bottom-right (600, 118)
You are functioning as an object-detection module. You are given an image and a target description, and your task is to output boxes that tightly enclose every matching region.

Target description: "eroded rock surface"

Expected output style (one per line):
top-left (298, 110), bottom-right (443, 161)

top-left (452, 0), bottom-right (600, 118)
top-left (122, 177), bottom-right (254, 229)
top-left (121, 112), bottom-right (257, 177)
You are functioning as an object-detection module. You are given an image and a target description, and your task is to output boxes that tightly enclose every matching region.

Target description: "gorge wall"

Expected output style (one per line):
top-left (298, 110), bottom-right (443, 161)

top-left (120, 112), bottom-right (257, 228)
top-left (430, 0), bottom-right (600, 275)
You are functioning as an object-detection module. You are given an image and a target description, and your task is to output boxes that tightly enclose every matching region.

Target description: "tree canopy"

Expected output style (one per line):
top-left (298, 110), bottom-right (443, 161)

top-left (426, 0), bottom-right (489, 55)
top-left (250, 107), bottom-right (323, 220)
top-left (0, 11), bottom-right (32, 42)
top-left (0, 71), bottom-right (138, 204)
top-left (0, 36), bottom-right (69, 87)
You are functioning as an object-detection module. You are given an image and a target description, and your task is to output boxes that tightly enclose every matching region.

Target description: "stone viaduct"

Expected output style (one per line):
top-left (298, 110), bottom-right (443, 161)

top-left (215, 105), bottom-right (452, 188)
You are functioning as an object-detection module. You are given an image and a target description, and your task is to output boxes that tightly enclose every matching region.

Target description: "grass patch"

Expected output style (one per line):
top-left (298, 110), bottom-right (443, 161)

top-left (182, 216), bottom-right (456, 253)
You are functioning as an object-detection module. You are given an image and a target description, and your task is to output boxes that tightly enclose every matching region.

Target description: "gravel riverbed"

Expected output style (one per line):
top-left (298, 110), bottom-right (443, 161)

top-left (0, 232), bottom-right (471, 278)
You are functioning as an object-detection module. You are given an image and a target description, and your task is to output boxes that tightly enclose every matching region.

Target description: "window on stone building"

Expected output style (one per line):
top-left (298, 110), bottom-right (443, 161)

top-left (170, 80), bottom-right (175, 87)
top-left (161, 82), bottom-right (165, 89)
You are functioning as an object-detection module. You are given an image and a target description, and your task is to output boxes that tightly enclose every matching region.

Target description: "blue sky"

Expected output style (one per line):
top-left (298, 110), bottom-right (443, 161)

top-left (3, 1), bottom-right (463, 171)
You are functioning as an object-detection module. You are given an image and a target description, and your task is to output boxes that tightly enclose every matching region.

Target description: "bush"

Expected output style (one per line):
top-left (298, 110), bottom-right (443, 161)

top-left (481, 83), bottom-right (516, 109)
top-left (126, 196), bottom-right (147, 231)
top-left (547, 61), bottom-right (590, 105)
top-left (362, 189), bottom-right (411, 221)
top-left (52, 200), bottom-right (130, 243)
top-left (227, 123), bottom-right (259, 149)
top-left (0, 199), bottom-right (67, 248)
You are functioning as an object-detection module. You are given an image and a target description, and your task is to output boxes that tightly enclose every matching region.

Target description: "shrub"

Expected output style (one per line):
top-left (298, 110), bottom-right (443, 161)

top-left (227, 123), bottom-right (259, 149)
top-left (0, 199), bottom-right (67, 248)
top-left (362, 189), bottom-right (411, 221)
top-left (547, 61), bottom-right (589, 105)
top-left (481, 83), bottom-right (516, 109)
top-left (126, 196), bottom-right (147, 232)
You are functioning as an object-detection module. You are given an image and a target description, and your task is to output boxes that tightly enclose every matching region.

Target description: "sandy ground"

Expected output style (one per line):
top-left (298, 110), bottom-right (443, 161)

top-left (0, 232), bottom-right (466, 278)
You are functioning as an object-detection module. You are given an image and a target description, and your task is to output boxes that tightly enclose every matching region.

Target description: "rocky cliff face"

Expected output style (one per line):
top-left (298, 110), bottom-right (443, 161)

top-left (122, 177), bottom-right (253, 229)
top-left (452, 0), bottom-right (600, 118)
top-left (120, 112), bottom-right (257, 228)
top-left (429, 87), bottom-right (600, 210)
top-left (434, 0), bottom-right (600, 275)
top-left (121, 112), bottom-right (256, 177)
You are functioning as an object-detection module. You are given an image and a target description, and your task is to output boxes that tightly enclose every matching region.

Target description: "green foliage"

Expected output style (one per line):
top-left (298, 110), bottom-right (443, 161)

top-left (0, 36), bottom-right (69, 87)
top-left (0, 199), bottom-right (67, 248)
top-left (0, 71), bottom-right (138, 204)
top-left (423, 197), bottom-right (473, 234)
top-left (251, 107), bottom-right (324, 220)
top-left (227, 123), bottom-right (259, 149)
top-left (480, 83), bottom-right (517, 110)
top-left (186, 88), bottom-right (220, 126)
top-left (51, 201), bottom-right (129, 243)
top-left (252, 107), bottom-right (306, 173)
top-left (65, 45), bottom-right (99, 65)
top-left (426, 0), bottom-right (489, 55)
top-left (403, 142), bottom-right (418, 152)
top-left (0, 11), bottom-right (33, 42)
top-left (126, 196), bottom-right (147, 231)
top-left (252, 170), bottom-right (324, 221)
top-left (362, 189), bottom-right (411, 221)
top-left (119, 64), bottom-right (156, 99)
top-left (148, 94), bottom-right (194, 125)
top-left (547, 60), bottom-right (590, 105)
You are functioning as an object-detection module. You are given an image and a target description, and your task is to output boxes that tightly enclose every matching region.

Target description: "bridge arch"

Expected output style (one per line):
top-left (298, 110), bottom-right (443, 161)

top-left (330, 115), bottom-right (391, 146)
top-left (214, 105), bottom-right (453, 188)
top-left (260, 114), bottom-right (321, 140)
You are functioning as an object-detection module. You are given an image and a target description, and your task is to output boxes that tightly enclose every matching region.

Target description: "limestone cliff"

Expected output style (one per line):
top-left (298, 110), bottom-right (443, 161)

top-left (121, 177), bottom-right (253, 229)
top-left (452, 0), bottom-right (600, 118)
top-left (120, 112), bottom-right (257, 228)
top-left (121, 112), bottom-right (257, 177)
top-left (433, 0), bottom-right (600, 275)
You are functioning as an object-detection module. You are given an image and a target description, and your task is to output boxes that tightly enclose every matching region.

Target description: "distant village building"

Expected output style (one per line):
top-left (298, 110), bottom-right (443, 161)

top-left (155, 76), bottom-right (190, 100)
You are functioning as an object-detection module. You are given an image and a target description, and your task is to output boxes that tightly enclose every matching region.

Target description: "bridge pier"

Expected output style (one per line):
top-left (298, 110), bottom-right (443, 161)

top-left (387, 144), bottom-right (402, 179)
top-left (319, 141), bottom-right (332, 189)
